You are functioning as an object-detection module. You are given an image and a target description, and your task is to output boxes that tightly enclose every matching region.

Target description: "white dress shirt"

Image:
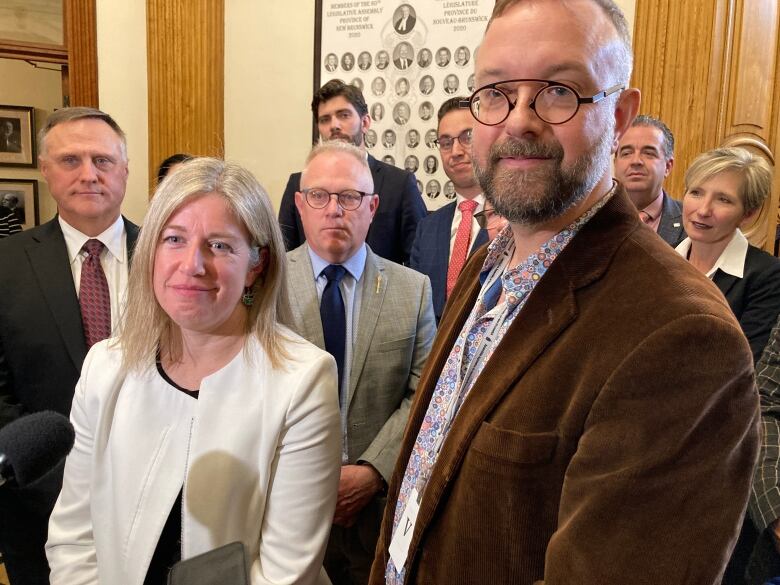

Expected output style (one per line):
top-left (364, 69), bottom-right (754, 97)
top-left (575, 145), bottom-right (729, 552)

top-left (675, 229), bottom-right (748, 279)
top-left (448, 193), bottom-right (485, 259)
top-left (59, 215), bottom-right (128, 332)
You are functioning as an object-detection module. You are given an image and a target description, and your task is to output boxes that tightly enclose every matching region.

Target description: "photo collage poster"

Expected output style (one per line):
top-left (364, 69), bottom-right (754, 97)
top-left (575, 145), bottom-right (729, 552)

top-left (318, 1), bottom-right (492, 211)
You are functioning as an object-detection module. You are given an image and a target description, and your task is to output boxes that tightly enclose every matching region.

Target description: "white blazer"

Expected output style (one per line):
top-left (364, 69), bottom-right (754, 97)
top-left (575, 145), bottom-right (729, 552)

top-left (46, 330), bottom-right (341, 585)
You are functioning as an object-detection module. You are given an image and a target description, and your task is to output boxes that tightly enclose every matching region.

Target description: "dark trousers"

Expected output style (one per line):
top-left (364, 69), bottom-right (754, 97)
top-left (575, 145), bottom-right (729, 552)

top-left (0, 472), bottom-right (61, 585)
top-left (323, 496), bottom-right (385, 585)
top-left (724, 514), bottom-right (780, 585)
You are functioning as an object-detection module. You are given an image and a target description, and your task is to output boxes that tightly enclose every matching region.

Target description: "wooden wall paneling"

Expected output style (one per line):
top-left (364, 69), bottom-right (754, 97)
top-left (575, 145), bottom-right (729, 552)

top-left (723, 0), bottom-right (778, 248)
top-left (769, 4), bottom-right (780, 252)
top-left (631, 0), bottom-right (721, 201)
top-left (633, 0), bottom-right (779, 253)
top-left (64, 0), bottom-right (99, 107)
top-left (147, 0), bottom-right (224, 194)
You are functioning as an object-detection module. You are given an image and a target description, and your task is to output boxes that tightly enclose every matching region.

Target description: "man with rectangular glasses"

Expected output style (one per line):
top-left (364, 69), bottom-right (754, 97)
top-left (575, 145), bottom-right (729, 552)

top-left (285, 140), bottom-right (435, 585)
top-left (370, 1), bottom-right (759, 583)
top-left (409, 97), bottom-right (490, 323)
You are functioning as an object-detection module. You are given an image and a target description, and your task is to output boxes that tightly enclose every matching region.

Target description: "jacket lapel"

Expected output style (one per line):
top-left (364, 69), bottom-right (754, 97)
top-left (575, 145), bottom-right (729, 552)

top-left (25, 220), bottom-right (87, 370)
top-left (405, 189), bottom-right (640, 564)
top-left (712, 270), bottom-right (739, 298)
top-left (349, 247), bottom-right (386, 407)
top-left (368, 155), bottom-right (384, 194)
top-left (286, 245), bottom-right (326, 349)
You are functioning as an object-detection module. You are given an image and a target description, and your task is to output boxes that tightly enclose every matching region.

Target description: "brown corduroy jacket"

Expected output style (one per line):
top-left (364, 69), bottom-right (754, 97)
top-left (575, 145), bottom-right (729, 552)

top-left (369, 189), bottom-right (760, 585)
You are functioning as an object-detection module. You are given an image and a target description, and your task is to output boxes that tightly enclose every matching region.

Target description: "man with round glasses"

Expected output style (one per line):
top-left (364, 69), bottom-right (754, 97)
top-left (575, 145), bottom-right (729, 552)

top-left (287, 140), bottom-right (435, 585)
top-left (371, 1), bottom-right (758, 584)
top-left (410, 97), bottom-right (488, 323)
top-left (278, 80), bottom-right (425, 265)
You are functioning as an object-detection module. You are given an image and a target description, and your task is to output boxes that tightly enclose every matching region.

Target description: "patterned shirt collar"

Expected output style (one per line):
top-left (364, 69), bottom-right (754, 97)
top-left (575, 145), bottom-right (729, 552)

top-left (477, 184), bottom-right (617, 313)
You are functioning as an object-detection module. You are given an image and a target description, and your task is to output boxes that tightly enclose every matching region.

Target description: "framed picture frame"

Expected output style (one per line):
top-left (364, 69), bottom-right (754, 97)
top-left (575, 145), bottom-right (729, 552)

top-left (0, 105), bottom-right (36, 168)
top-left (0, 178), bottom-right (39, 230)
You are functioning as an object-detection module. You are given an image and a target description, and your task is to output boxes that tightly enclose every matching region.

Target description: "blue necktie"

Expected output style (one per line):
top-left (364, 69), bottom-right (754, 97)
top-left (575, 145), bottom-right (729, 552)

top-left (320, 264), bottom-right (347, 405)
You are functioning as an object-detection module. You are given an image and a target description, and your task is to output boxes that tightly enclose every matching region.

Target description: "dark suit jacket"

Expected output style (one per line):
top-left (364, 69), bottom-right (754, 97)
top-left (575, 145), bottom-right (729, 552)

top-left (409, 200), bottom-right (487, 322)
top-left (369, 190), bottom-right (759, 585)
top-left (278, 154), bottom-right (426, 265)
top-left (713, 244), bottom-right (780, 364)
top-left (0, 217), bottom-right (139, 427)
top-left (0, 216), bottom-right (139, 580)
top-left (657, 191), bottom-right (686, 247)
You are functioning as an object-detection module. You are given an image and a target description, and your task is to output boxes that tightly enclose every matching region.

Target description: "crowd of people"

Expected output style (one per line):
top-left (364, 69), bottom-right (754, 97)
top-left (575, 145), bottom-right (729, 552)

top-left (0, 0), bottom-right (779, 584)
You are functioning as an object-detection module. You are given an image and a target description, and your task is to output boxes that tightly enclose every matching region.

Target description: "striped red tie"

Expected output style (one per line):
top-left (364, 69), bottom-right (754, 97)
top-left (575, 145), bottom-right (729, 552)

top-left (79, 239), bottom-right (111, 348)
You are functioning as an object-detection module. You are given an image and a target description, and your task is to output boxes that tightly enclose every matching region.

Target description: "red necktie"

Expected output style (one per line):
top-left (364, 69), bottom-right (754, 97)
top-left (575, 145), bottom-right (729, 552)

top-left (446, 199), bottom-right (478, 298)
top-left (79, 239), bottom-right (111, 348)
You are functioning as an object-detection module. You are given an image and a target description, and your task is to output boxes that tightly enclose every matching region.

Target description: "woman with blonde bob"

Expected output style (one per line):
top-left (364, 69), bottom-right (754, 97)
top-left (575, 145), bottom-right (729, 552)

top-left (46, 158), bottom-right (341, 585)
top-left (676, 146), bottom-right (780, 363)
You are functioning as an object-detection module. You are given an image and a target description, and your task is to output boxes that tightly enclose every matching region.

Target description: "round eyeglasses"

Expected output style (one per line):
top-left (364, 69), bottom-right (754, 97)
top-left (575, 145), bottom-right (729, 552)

top-left (302, 188), bottom-right (370, 211)
top-left (462, 79), bottom-right (624, 126)
top-left (433, 129), bottom-right (472, 152)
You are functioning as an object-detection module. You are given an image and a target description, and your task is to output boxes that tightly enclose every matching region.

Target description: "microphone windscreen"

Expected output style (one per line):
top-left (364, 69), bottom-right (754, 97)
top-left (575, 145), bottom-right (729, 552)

top-left (0, 411), bottom-right (75, 487)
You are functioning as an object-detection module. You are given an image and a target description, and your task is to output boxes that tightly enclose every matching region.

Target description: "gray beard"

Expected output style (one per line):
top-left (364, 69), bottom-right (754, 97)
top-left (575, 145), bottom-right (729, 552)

top-left (474, 131), bottom-right (612, 226)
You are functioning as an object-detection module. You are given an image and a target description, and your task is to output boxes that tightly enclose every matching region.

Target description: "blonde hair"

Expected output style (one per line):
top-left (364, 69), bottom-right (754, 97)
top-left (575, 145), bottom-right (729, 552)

top-left (684, 147), bottom-right (772, 214)
top-left (119, 157), bottom-right (291, 371)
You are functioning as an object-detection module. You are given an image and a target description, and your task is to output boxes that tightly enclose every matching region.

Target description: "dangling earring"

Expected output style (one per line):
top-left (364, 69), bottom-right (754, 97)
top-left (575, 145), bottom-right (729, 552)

top-left (242, 286), bottom-right (254, 307)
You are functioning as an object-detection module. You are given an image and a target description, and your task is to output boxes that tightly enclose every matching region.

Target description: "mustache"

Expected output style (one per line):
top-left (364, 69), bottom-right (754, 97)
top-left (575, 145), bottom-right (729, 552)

top-left (488, 138), bottom-right (564, 164)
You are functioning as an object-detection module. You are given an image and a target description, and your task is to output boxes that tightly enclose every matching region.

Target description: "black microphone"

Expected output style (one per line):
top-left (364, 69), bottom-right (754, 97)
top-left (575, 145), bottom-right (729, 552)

top-left (0, 411), bottom-right (75, 488)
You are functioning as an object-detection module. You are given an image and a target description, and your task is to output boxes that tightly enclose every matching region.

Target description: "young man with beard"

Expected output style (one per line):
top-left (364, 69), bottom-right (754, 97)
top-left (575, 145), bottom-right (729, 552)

top-left (369, 1), bottom-right (759, 584)
top-left (279, 80), bottom-right (425, 265)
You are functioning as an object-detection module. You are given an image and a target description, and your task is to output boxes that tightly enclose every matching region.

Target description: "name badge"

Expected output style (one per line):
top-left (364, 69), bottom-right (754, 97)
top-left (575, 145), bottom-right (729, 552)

top-left (389, 488), bottom-right (421, 571)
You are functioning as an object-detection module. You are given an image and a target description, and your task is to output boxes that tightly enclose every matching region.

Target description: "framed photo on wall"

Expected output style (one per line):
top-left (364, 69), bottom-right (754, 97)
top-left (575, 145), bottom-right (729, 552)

top-left (314, 0), bottom-right (492, 211)
top-left (0, 105), bottom-right (36, 168)
top-left (0, 178), bottom-right (39, 230)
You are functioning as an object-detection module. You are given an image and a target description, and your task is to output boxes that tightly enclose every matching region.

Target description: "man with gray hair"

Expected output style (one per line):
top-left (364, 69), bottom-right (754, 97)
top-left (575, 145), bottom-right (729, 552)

top-left (614, 114), bottom-right (686, 246)
top-left (285, 140), bottom-right (435, 585)
top-left (370, 1), bottom-right (758, 583)
top-left (0, 107), bottom-right (139, 584)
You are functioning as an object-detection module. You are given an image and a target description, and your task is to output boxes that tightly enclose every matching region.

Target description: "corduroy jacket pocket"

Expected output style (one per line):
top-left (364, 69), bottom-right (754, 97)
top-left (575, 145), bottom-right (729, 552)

top-left (471, 421), bottom-right (558, 466)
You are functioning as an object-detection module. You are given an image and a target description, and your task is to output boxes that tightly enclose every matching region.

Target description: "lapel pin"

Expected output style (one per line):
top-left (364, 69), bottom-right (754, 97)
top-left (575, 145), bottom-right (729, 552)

top-left (376, 275), bottom-right (381, 294)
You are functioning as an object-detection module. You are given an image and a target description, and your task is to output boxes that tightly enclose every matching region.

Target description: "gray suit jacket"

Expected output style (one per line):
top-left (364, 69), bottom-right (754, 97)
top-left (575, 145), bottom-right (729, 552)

top-left (285, 244), bottom-right (436, 480)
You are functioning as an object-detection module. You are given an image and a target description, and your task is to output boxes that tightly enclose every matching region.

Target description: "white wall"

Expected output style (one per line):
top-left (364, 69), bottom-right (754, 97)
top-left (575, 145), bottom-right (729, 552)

top-left (224, 2), bottom-right (317, 209)
top-left (96, 0), bottom-right (149, 226)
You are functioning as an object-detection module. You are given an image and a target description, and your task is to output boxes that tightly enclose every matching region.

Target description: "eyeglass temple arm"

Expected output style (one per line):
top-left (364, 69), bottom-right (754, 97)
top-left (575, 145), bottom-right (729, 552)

top-left (579, 84), bottom-right (625, 104)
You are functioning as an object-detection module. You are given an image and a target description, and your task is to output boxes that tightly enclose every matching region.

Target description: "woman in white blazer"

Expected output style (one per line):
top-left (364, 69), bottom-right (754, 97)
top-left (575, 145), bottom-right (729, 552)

top-left (46, 158), bottom-right (341, 585)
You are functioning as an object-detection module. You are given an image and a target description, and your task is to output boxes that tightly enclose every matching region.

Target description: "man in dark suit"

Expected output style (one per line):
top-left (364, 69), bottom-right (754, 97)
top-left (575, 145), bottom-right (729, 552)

top-left (0, 107), bottom-right (139, 585)
top-left (410, 97), bottom-right (488, 322)
top-left (370, 2), bottom-right (758, 584)
top-left (279, 80), bottom-right (426, 265)
top-left (393, 43), bottom-right (413, 70)
top-left (614, 115), bottom-right (686, 246)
